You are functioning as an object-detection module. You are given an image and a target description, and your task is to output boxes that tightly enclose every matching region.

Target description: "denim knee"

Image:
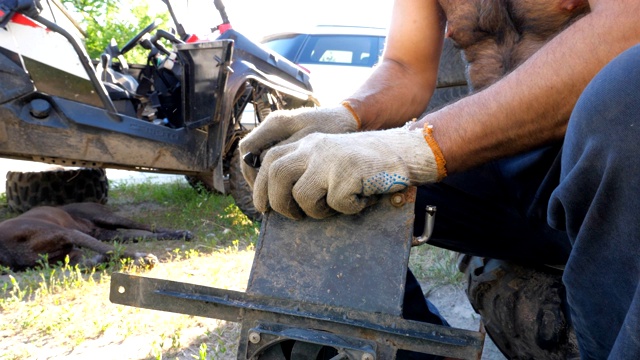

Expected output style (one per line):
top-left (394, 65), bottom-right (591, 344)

top-left (548, 43), bottom-right (640, 234)
top-left (548, 44), bottom-right (640, 359)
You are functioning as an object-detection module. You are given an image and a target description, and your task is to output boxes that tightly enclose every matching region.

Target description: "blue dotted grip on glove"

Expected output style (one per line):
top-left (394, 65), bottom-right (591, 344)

top-left (363, 172), bottom-right (409, 196)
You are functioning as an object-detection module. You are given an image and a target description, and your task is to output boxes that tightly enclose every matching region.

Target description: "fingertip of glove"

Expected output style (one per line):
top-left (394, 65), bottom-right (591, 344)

top-left (277, 205), bottom-right (306, 220)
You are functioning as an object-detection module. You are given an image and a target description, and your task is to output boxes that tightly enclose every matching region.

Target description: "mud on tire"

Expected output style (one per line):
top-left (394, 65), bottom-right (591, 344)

top-left (5, 167), bottom-right (109, 213)
top-left (459, 255), bottom-right (579, 360)
top-left (229, 148), bottom-right (262, 222)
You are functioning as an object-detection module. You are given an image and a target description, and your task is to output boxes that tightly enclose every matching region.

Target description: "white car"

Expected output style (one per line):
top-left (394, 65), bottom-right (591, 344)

top-left (261, 25), bottom-right (387, 107)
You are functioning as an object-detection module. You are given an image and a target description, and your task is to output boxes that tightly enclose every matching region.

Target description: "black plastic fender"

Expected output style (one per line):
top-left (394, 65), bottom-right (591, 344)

top-left (218, 29), bottom-right (315, 103)
top-left (0, 49), bottom-right (34, 104)
top-left (205, 30), bottom-right (318, 194)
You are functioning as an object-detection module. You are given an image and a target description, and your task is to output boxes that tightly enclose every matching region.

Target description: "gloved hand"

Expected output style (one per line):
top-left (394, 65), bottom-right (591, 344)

top-left (253, 125), bottom-right (447, 219)
top-left (239, 102), bottom-right (360, 187)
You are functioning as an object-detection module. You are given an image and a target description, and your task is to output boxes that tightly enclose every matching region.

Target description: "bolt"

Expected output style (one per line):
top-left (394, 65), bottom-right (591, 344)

top-left (29, 99), bottom-right (51, 119)
top-left (361, 353), bottom-right (374, 360)
top-left (248, 331), bottom-right (261, 344)
top-left (390, 193), bottom-right (405, 207)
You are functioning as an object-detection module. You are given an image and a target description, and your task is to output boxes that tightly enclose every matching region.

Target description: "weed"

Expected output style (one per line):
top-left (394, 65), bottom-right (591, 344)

top-left (150, 339), bottom-right (163, 360)
top-left (410, 245), bottom-right (464, 288)
top-left (193, 342), bottom-right (208, 360)
top-left (171, 331), bottom-right (181, 349)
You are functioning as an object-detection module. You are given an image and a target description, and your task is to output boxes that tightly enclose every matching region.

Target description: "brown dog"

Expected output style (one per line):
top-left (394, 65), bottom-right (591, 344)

top-left (0, 202), bottom-right (193, 272)
top-left (438, 0), bottom-right (590, 90)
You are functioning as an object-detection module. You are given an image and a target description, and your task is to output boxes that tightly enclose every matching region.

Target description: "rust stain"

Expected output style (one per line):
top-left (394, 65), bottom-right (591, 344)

top-left (405, 186), bottom-right (417, 204)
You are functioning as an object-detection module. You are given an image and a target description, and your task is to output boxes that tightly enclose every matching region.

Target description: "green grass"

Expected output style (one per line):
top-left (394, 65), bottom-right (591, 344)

top-left (410, 244), bottom-right (465, 291)
top-left (109, 180), bottom-right (260, 248)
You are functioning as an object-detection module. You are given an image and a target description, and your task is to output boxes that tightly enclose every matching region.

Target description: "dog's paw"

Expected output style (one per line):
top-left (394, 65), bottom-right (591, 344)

top-left (158, 230), bottom-right (193, 241)
top-left (133, 253), bottom-right (159, 268)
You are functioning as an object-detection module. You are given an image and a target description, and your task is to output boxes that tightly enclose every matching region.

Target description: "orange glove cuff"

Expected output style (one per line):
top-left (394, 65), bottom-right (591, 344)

top-left (423, 124), bottom-right (447, 180)
top-left (341, 101), bottom-right (362, 130)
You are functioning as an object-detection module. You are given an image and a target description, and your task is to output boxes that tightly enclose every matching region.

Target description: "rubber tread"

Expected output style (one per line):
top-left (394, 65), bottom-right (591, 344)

top-left (5, 167), bottom-right (108, 212)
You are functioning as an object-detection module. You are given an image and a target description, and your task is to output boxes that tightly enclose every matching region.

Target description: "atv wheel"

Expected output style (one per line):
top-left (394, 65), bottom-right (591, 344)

top-left (185, 154), bottom-right (262, 223)
top-left (459, 255), bottom-right (579, 360)
top-left (229, 148), bottom-right (262, 222)
top-left (5, 167), bottom-right (109, 213)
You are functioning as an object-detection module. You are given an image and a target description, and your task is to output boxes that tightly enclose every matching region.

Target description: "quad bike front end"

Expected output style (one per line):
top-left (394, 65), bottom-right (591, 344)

top-left (0, 0), bottom-right (317, 220)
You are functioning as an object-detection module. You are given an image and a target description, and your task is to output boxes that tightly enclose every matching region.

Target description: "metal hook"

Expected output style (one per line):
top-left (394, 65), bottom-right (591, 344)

top-left (412, 205), bottom-right (436, 246)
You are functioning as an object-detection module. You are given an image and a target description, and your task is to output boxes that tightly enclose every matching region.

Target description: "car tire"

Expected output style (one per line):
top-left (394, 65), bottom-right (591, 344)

top-left (5, 167), bottom-right (109, 213)
top-left (458, 255), bottom-right (580, 360)
top-left (185, 152), bottom-right (262, 223)
top-left (228, 148), bottom-right (262, 223)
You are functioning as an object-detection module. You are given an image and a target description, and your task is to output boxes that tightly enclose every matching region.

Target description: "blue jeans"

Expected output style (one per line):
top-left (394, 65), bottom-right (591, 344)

top-left (547, 44), bottom-right (640, 359)
top-left (411, 44), bottom-right (640, 359)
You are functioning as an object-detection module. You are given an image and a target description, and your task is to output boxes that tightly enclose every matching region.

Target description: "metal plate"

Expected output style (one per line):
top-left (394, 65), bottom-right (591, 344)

top-left (247, 187), bottom-right (417, 316)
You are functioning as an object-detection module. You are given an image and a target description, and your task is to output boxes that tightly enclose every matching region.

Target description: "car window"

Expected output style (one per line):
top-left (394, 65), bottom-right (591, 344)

top-left (262, 34), bottom-right (307, 62)
top-left (298, 35), bottom-right (383, 67)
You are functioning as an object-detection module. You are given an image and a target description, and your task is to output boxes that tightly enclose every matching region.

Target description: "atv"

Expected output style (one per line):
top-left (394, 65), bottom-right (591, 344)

top-left (0, 0), bottom-right (317, 221)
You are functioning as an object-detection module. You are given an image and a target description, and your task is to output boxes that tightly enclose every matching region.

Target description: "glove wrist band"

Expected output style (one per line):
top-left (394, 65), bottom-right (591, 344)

top-left (341, 101), bottom-right (362, 130)
top-left (423, 124), bottom-right (447, 180)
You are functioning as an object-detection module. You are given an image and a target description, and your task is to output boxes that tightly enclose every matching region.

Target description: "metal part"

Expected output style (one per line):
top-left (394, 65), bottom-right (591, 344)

top-left (248, 331), bottom-right (261, 344)
top-left (29, 99), bottom-right (51, 119)
top-left (412, 205), bottom-right (437, 246)
top-left (330, 354), bottom-right (348, 360)
top-left (390, 193), bottom-right (405, 207)
top-left (31, 156), bottom-right (103, 169)
top-left (111, 271), bottom-right (484, 358)
top-left (34, 14), bottom-right (118, 113)
top-left (361, 353), bottom-right (374, 360)
top-left (243, 152), bottom-right (260, 168)
top-left (246, 188), bottom-right (417, 316)
top-left (110, 188), bottom-right (485, 359)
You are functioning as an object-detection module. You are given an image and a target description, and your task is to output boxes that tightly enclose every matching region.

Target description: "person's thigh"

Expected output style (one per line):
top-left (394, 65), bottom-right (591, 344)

top-left (414, 144), bottom-right (571, 265)
top-left (548, 44), bottom-right (640, 359)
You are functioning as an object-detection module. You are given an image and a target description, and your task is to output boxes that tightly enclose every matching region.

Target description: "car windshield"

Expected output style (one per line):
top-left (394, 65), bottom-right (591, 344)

top-left (299, 35), bottom-right (383, 67)
top-left (263, 34), bottom-right (307, 61)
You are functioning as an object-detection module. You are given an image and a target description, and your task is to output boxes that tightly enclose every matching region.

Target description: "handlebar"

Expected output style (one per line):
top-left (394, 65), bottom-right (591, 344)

top-left (161, 0), bottom-right (186, 39)
top-left (213, 0), bottom-right (229, 25)
top-left (151, 29), bottom-right (184, 55)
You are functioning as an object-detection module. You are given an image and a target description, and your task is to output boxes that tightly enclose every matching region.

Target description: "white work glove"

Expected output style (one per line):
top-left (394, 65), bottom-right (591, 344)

top-left (239, 102), bottom-right (361, 187)
top-left (253, 125), bottom-right (447, 219)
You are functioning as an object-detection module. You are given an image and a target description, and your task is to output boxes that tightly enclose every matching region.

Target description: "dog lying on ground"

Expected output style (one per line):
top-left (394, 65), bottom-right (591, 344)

top-left (0, 202), bottom-right (193, 272)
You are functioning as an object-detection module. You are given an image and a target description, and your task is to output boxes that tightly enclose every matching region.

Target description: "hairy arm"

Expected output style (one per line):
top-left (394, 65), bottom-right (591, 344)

top-left (345, 0), bottom-right (446, 130)
top-left (412, 0), bottom-right (640, 173)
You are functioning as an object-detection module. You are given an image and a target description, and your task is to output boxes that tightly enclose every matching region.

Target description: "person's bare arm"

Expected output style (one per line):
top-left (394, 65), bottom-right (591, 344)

top-left (345, 0), bottom-right (446, 130)
top-left (412, 0), bottom-right (640, 173)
